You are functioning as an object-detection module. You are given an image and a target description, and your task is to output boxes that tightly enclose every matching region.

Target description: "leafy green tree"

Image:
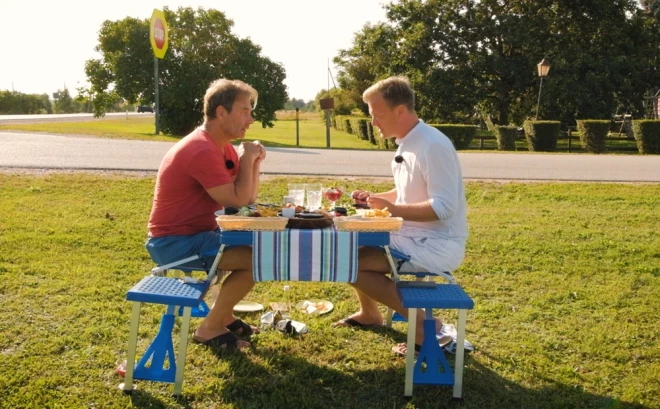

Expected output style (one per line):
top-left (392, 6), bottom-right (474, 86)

top-left (53, 88), bottom-right (75, 114)
top-left (0, 91), bottom-right (52, 114)
top-left (334, 23), bottom-right (398, 116)
top-left (85, 7), bottom-right (287, 135)
top-left (335, 0), bottom-right (660, 126)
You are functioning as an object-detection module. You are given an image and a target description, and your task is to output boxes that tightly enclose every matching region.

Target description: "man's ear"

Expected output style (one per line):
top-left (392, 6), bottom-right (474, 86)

top-left (215, 105), bottom-right (227, 120)
top-left (395, 104), bottom-right (406, 117)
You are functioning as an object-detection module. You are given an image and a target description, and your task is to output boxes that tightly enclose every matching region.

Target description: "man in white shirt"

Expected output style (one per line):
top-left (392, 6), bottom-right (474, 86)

top-left (333, 76), bottom-right (469, 356)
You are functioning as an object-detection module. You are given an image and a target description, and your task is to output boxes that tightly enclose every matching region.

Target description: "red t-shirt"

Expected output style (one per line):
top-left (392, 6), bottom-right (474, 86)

top-left (148, 129), bottom-right (239, 237)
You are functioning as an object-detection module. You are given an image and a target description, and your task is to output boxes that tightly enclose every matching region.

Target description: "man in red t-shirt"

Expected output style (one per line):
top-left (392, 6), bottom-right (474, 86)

top-left (146, 79), bottom-right (265, 351)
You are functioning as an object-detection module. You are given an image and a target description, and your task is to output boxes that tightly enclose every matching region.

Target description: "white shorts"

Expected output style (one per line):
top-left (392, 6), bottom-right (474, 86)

top-left (390, 232), bottom-right (465, 274)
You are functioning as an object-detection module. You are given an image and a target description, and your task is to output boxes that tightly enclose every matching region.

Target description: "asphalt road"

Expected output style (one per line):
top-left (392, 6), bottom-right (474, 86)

top-left (1, 132), bottom-right (658, 182)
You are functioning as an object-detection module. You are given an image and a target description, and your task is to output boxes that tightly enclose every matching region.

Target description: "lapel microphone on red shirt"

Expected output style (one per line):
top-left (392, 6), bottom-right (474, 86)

top-left (225, 160), bottom-right (235, 169)
top-left (394, 155), bottom-right (404, 164)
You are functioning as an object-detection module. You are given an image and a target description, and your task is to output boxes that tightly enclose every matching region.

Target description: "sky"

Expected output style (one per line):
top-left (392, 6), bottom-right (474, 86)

top-left (0, 0), bottom-right (388, 101)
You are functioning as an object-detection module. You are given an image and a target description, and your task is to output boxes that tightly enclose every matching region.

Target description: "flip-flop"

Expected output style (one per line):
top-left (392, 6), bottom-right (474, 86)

top-left (335, 317), bottom-right (368, 328)
top-left (226, 319), bottom-right (259, 337)
top-left (333, 317), bottom-right (385, 329)
top-left (193, 331), bottom-right (241, 350)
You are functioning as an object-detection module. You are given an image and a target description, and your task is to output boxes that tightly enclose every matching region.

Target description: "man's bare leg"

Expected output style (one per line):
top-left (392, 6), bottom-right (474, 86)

top-left (334, 247), bottom-right (440, 345)
top-left (194, 246), bottom-right (255, 349)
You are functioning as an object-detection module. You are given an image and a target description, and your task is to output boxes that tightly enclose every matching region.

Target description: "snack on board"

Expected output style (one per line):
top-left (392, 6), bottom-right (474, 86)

top-left (362, 207), bottom-right (391, 218)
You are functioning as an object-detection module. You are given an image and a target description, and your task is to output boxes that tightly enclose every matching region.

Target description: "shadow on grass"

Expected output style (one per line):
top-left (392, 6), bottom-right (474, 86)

top-left (125, 333), bottom-right (649, 409)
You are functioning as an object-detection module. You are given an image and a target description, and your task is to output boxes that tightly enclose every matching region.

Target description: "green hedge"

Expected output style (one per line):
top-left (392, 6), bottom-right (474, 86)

top-left (350, 118), bottom-right (370, 141)
top-left (366, 122), bottom-right (376, 145)
top-left (494, 126), bottom-right (518, 151)
top-left (523, 120), bottom-right (561, 152)
top-left (429, 124), bottom-right (476, 150)
top-left (577, 120), bottom-right (609, 154)
top-left (632, 120), bottom-right (660, 154)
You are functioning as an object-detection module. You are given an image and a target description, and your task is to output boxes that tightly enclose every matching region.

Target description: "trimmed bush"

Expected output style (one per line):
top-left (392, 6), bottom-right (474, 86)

top-left (366, 122), bottom-right (376, 145)
top-left (632, 120), bottom-right (660, 154)
top-left (429, 124), bottom-right (476, 150)
top-left (342, 118), bottom-right (353, 135)
top-left (494, 126), bottom-right (518, 151)
top-left (523, 121), bottom-right (560, 152)
top-left (577, 120), bottom-right (609, 154)
top-left (350, 118), bottom-right (369, 141)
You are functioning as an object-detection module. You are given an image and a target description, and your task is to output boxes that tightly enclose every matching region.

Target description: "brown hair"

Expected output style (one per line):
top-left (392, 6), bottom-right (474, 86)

top-left (362, 76), bottom-right (415, 111)
top-left (203, 79), bottom-right (258, 121)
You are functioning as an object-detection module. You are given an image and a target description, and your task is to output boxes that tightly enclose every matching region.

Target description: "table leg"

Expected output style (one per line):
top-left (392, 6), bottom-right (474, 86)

top-left (174, 306), bottom-right (192, 395)
top-left (404, 307), bottom-right (417, 397)
top-left (453, 309), bottom-right (467, 399)
top-left (123, 302), bottom-right (141, 391)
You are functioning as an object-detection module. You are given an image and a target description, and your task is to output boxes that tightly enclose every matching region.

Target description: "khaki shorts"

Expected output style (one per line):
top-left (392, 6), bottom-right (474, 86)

top-left (390, 233), bottom-right (465, 274)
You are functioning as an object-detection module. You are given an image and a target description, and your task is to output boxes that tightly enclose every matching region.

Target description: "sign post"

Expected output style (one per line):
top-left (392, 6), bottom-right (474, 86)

top-left (150, 9), bottom-right (169, 135)
top-left (319, 98), bottom-right (334, 148)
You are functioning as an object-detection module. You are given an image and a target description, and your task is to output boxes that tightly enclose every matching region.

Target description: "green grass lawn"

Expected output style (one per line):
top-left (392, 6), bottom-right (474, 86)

top-left (0, 117), bottom-right (377, 150)
top-left (0, 174), bottom-right (658, 409)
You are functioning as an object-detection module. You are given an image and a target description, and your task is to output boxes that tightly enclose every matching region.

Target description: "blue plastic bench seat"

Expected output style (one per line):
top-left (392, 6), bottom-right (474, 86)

top-left (122, 275), bottom-right (210, 395)
top-left (396, 283), bottom-right (474, 399)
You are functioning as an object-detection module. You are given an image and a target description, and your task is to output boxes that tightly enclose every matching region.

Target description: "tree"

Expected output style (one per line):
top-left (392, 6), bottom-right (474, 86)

top-left (53, 88), bottom-right (75, 114)
top-left (334, 0), bottom-right (660, 126)
top-left (85, 7), bottom-right (287, 135)
top-left (334, 23), bottom-right (398, 116)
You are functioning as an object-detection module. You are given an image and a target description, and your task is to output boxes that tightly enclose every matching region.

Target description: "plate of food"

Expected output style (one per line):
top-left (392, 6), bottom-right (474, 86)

top-left (233, 301), bottom-right (264, 312)
top-left (295, 299), bottom-right (334, 315)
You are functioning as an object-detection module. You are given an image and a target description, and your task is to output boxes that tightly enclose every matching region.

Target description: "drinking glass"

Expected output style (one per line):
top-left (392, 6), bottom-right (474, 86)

top-left (287, 183), bottom-right (305, 207)
top-left (305, 183), bottom-right (323, 210)
top-left (323, 186), bottom-right (344, 210)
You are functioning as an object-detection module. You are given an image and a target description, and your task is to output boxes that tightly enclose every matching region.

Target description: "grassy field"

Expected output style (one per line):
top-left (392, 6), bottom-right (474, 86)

top-left (0, 115), bottom-right (377, 150)
top-left (0, 173), bottom-right (658, 409)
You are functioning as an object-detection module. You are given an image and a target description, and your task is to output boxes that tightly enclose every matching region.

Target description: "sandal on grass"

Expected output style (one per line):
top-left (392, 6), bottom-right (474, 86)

top-left (333, 317), bottom-right (382, 329)
top-left (193, 331), bottom-right (241, 350)
top-left (226, 319), bottom-right (259, 337)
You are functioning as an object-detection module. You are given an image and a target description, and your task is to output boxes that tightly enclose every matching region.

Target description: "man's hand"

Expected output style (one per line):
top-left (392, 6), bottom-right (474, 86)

top-left (238, 140), bottom-right (262, 162)
top-left (253, 140), bottom-right (266, 162)
top-left (366, 196), bottom-right (393, 210)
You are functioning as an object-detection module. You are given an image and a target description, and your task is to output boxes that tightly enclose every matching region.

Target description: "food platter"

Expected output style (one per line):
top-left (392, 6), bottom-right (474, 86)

top-left (295, 299), bottom-right (334, 315)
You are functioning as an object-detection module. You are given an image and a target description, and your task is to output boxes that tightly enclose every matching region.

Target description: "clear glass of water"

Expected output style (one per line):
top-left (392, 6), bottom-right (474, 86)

top-left (305, 183), bottom-right (323, 209)
top-left (287, 183), bottom-right (305, 207)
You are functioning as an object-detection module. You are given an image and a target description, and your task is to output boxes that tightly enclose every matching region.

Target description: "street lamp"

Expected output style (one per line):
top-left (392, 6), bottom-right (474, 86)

top-left (535, 58), bottom-right (551, 120)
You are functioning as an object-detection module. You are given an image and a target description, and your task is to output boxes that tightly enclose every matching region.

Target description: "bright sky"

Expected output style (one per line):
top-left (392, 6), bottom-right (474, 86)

top-left (0, 1), bottom-right (388, 101)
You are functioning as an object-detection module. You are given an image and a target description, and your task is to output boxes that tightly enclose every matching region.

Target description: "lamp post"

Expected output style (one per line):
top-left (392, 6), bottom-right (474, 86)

top-left (535, 58), bottom-right (551, 120)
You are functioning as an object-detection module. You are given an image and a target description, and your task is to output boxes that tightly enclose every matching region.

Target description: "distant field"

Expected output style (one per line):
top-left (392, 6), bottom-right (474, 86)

top-left (0, 115), bottom-right (378, 150)
top-left (275, 110), bottom-right (320, 121)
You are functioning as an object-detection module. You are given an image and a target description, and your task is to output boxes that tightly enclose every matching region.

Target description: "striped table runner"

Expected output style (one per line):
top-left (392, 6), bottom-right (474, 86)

top-left (253, 227), bottom-right (358, 282)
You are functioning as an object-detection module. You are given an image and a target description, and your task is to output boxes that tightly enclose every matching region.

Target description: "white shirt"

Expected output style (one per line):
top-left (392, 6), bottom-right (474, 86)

top-left (392, 121), bottom-right (468, 243)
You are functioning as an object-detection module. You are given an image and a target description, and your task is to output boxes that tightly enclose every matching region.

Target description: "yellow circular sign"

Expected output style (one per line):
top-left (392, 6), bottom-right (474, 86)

top-left (150, 9), bottom-right (169, 59)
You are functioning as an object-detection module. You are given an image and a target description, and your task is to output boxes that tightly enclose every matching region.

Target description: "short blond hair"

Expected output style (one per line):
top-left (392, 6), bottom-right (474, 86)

top-left (362, 76), bottom-right (415, 111)
top-left (204, 79), bottom-right (258, 121)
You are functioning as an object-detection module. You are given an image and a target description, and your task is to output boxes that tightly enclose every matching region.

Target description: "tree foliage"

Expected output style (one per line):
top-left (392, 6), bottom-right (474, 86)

top-left (334, 0), bottom-right (660, 126)
top-left (0, 91), bottom-right (52, 114)
top-left (85, 7), bottom-right (288, 135)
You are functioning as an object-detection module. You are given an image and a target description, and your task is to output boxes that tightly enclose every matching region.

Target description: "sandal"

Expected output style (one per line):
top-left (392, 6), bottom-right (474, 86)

top-left (193, 331), bottom-right (241, 350)
top-left (226, 319), bottom-right (259, 337)
top-left (332, 317), bottom-right (383, 329)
